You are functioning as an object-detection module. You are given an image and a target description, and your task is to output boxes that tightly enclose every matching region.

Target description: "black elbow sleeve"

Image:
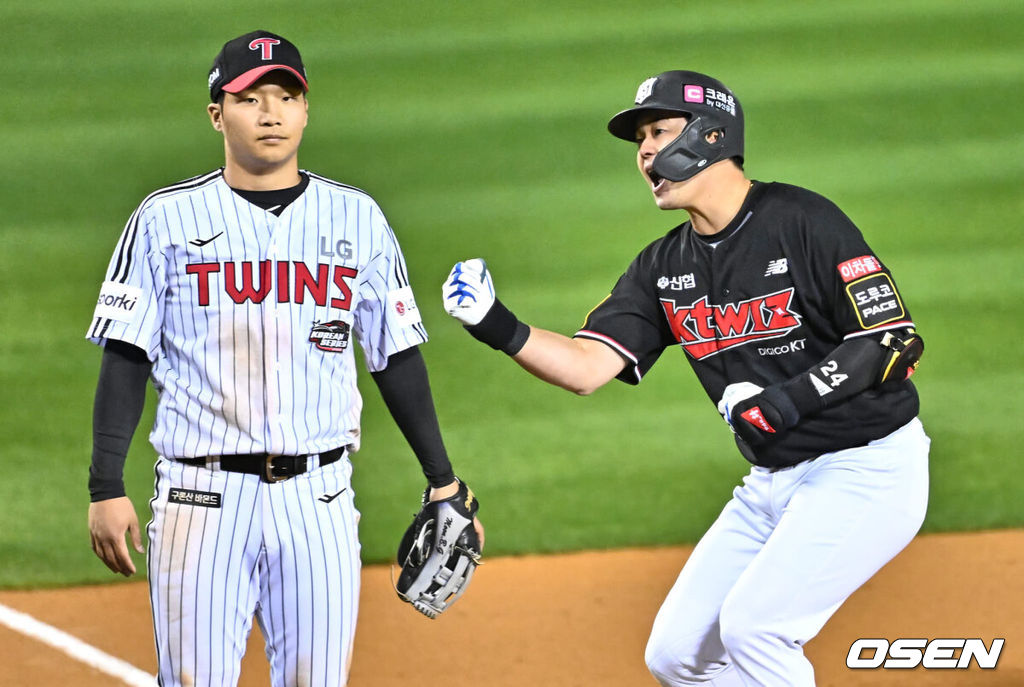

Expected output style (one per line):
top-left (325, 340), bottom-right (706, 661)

top-left (777, 334), bottom-right (900, 418)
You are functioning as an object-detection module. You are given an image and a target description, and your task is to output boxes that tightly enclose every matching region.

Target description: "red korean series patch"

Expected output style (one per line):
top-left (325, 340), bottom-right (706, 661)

top-left (837, 255), bottom-right (882, 283)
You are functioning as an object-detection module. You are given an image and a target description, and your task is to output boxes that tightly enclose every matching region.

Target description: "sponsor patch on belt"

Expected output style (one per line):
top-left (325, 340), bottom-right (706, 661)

top-left (169, 488), bottom-right (222, 508)
top-left (309, 320), bottom-right (351, 352)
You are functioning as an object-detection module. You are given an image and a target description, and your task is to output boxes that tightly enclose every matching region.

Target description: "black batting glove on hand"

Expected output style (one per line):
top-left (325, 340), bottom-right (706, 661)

top-left (730, 385), bottom-right (802, 446)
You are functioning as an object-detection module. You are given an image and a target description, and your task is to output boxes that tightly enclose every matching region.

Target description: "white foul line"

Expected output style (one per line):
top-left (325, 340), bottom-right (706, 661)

top-left (0, 602), bottom-right (157, 687)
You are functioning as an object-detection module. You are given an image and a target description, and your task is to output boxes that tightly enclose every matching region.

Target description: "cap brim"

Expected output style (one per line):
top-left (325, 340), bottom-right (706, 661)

top-left (222, 65), bottom-right (309, 94)
top-left (607, 106), bottom-right (690, 141)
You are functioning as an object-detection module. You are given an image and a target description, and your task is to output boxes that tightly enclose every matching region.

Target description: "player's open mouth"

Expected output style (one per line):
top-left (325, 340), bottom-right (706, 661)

top-left (648, 168), bottom-right (666, 192)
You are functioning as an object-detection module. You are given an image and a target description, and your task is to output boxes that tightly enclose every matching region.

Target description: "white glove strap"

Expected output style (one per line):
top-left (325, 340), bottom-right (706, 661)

top-left (717, 382), bottom-right (764, 427)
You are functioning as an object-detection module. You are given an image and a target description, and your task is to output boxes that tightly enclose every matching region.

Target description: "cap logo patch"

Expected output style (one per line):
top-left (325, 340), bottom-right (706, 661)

top-left (249, 37), bottom-right (281, 60)
top-left (635, 77), bottom-right (657, 104)
top-left (684, 85), bottom-right (705, 103)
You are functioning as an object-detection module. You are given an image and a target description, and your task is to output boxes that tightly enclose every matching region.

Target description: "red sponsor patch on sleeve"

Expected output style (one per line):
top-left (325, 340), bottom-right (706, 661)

top-left (740, 406), bottom-right (776, 433)
top-left (837, 255), bottom-right (882, 283)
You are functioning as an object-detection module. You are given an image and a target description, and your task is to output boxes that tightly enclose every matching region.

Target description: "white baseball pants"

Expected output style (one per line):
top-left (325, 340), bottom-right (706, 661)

top-left (146, 455), bottom-right (361, 687)
top-left (645, 417), bottom-right (930, 686)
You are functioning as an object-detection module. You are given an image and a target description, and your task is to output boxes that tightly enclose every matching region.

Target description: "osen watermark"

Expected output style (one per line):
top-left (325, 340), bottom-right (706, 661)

top-left (847, 638), bottom-right (1004, 669)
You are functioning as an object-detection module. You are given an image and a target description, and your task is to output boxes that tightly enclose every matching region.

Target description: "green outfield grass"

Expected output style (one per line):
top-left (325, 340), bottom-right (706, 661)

top-left (1, 0), bottom-right (1022, 588)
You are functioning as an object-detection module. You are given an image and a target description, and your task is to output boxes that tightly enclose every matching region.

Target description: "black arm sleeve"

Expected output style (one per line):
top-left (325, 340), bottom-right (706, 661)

top-left (370, 346), bottom-right (456, 489)
top-left (90, 339), bottom-right (151, 502)
top-left (773, 332), bottom-right (895, 422)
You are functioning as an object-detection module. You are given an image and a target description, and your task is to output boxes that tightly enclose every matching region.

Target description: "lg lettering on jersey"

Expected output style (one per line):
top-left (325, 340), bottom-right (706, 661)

top-left (320, 237), bottom-right (353, 260)
top-left (249, 37), bottom-right (281, 60)
top-left (660, 288), bottom-right (802, 360)
top-left (186, 261), bottom-right (359, 309)
top-left (847, 638), bottom-right (1004, 669)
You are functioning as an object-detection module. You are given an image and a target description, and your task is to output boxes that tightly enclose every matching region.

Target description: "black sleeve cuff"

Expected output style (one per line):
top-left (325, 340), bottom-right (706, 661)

top-left (370, 347), bottom-right (457, 488)
top-left (89, 474), bottom-right (127, 502)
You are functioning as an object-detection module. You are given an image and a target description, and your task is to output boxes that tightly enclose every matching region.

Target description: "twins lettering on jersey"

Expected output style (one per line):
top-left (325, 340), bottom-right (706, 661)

top-left (185, 260), bottom-right (359, 309)
top-left (661, 288), bottom-right (802, 360)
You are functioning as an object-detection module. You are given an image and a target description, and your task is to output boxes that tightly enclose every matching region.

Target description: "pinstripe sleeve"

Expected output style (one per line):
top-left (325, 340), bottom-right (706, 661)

top-left (352, 205), bottom-right (428, 372)
top-left (85, 203), bottom-right (164, 359)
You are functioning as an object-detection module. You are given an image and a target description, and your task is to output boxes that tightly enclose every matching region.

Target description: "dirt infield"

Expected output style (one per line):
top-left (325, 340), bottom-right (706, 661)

top-left (1, 529), bottom-right (1021, 686)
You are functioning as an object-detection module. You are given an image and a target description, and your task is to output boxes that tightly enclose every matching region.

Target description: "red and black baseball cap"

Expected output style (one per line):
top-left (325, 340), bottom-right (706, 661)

top-left (208, 30), bottom-right (309, 102)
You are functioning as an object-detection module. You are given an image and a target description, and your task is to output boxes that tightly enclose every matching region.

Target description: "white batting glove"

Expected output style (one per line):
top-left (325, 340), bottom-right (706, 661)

top-left (443, 259), bottom-right (495, 326)
top-left (717, 382), bottom-right (765, 429)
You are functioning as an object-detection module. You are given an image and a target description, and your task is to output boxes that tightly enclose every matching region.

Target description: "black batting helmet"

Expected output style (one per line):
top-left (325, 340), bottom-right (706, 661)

top-left (607, 70), bottom-right (744, 182)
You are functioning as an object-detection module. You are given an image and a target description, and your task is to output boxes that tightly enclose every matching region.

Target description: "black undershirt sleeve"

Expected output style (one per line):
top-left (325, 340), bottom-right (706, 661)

top-left (370, 346), bottom-right (457, 489)
top-left (90, 339), bottom-right (151, 502)
top-left (774, 333), bottom-right (889, 421)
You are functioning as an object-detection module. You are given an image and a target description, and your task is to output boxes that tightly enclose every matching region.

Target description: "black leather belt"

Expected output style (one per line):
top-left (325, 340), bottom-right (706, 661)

top-left (177, 446), bottom-right (346, 483)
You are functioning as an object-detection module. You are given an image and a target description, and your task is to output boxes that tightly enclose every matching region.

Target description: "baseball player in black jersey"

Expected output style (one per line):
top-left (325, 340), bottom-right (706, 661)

top-left (442, 70), bottom-right (929, 686)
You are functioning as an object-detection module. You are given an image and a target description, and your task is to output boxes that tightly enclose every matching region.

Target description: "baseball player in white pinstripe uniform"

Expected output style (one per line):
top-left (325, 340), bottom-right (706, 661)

top-left (86, 31), bottom-right (482, 687)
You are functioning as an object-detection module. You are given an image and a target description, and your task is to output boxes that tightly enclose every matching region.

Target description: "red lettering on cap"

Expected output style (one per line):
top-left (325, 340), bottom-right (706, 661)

top-left (249, 37), bottom-right (281, 60)
top-left (740, 406), bottom-right (775, 433)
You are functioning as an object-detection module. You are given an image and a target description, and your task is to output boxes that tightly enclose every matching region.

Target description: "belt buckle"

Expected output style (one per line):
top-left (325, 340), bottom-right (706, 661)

top-left (264, 454), bottom-right (289, 483)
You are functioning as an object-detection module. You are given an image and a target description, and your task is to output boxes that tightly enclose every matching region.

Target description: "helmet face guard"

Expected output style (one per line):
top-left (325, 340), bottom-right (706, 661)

top-left (607, 70), bottom-right (744, 182)
top-left (652, 114), bottom-right (734, 182)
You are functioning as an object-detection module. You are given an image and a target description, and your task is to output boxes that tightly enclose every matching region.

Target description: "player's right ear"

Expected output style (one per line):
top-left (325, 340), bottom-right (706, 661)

top-left (207, 102), bottom-right (224, 132)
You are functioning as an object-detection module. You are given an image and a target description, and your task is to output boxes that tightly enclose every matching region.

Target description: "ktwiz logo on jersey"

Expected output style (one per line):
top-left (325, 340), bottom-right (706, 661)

top-left (660, 288), bottom-right (802, 360)
top-left (309, 320), bottom-right (351, 353)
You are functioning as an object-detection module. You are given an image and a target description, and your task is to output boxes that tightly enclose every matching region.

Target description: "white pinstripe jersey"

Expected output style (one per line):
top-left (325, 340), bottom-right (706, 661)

top-left (86, 169), bottom-right (427, 459)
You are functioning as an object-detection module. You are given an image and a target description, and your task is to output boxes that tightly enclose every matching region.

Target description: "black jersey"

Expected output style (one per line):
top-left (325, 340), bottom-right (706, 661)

top-left (576, 181), bottom-right (919, 467)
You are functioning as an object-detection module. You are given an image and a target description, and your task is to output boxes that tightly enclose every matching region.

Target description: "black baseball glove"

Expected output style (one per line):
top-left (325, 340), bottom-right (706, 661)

top-left (394, 480), bottom-right (481, 619)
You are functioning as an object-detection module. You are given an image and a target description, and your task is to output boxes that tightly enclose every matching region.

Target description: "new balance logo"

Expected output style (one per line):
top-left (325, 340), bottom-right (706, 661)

top-left (190, 232), bottom-right (224, 247)
top-left (764, 258), bottom-right (788, 276)
top-left (318, 488), bottom-right (348, 503)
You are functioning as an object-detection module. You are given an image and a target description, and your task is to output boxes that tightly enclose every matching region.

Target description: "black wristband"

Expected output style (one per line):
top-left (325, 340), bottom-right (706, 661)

top-left (465, 298), bottom-right (530, 355)
top-left (759, 385), bottom-right (802, 429)
top-left (777, 374), bottom-right (827, 420)
top-left (89, 473), bottom-right (127, 501)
